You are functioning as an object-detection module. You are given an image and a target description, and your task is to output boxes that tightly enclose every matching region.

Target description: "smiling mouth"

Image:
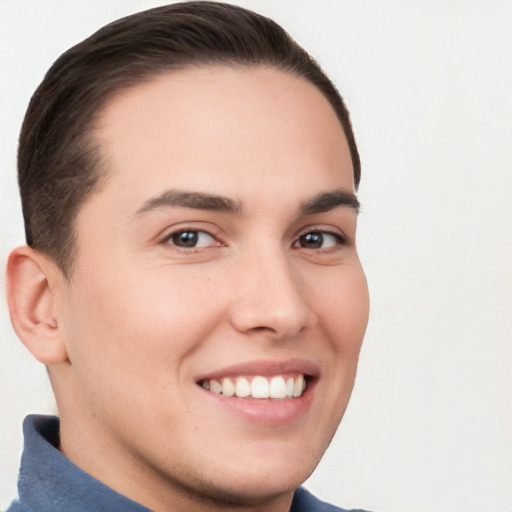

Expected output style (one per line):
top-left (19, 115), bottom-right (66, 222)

top-left (198, 374), bottom-right (308, 400)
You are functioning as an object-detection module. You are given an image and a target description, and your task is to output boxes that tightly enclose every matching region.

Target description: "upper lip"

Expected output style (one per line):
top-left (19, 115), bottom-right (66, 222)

top-left (195, 358), bottom-right (320, 382)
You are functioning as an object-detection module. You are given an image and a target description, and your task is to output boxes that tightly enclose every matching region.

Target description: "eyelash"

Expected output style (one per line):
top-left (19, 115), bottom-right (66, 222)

top-left (163, 229), bottom-right (222, 250)
top-left (293, 229), bottom-right (347, 251)
top-left (162, 227), bottom-right (347, 252)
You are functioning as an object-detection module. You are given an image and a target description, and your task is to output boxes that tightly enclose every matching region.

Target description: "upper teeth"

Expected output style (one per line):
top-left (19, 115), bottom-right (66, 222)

top-left (201, 374), bottom-right (306, 399)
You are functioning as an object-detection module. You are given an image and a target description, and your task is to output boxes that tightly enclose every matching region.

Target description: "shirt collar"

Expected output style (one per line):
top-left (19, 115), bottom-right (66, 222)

top-left (18, 415), bottom-right (150, 512)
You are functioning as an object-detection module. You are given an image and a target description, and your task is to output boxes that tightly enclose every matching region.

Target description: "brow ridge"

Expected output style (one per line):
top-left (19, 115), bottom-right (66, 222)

top-left (135, 188), bottom-right (359, 219)
top-left (298, 190), bottom-right (360, 216)
top-left (135, 190), bottom-right (243, 216)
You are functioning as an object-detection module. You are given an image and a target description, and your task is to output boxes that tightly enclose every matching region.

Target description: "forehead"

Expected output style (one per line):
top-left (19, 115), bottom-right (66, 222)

top-left (89, 66), bottom-right (353, 212)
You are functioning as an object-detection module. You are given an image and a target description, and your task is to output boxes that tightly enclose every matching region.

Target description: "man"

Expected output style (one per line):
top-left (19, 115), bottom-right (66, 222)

top-left (6, 2), bottom-right (370, 511)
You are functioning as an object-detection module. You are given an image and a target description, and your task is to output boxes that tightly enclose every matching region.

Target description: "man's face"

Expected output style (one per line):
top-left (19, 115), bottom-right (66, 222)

top-left (53, 67), bottom-right (369, 510)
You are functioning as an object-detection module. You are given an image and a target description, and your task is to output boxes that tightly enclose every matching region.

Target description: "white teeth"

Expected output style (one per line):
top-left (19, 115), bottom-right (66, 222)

top-left (235, 377), bottom-right (251, 398)
top-left (292, 374), bottom-right (304, 397)
top-left (210, 380), bottom-right (222, 394)
top-left (269, 376), bottom-right (287, 399)
top-left (251, 376), bottom-right (270, 398)
top-left (221, 377), bottom-right (235, 397)
top-left (286, 377), bottom-right (294, 398)
top-left (202, 374), bottom-right (307, 400)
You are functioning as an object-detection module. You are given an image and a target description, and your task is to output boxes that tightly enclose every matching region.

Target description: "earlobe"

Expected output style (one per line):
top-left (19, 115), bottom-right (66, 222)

top-left (6, 246), bottom-right (69, 364)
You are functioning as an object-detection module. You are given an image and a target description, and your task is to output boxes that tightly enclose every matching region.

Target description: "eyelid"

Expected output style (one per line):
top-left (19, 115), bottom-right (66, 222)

top-left (158, 222), bottom-right (225, 248)
top-left (291, 225), bottom-right (351, 256)
top-left (294, 225), bottom-right (348, 243)
top-left (167, 230), bottom-right (217, 248)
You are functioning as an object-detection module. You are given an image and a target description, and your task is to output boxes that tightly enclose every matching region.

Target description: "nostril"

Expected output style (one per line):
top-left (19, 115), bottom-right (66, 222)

top-left (229, 299), bottom-right (314, 338)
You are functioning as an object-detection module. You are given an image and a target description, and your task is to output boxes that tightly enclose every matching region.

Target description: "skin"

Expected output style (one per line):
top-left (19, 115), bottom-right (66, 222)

top-left (9, 66), bottom-right (369, 512)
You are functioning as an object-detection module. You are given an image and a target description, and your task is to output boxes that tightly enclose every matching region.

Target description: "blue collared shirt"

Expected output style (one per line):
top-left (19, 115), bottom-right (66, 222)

top-left (7, 415), bottom-right (369, 512)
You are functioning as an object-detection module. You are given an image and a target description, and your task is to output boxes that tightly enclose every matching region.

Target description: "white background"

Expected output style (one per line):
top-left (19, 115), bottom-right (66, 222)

top-left (1, 1), bottom-right (511, 511)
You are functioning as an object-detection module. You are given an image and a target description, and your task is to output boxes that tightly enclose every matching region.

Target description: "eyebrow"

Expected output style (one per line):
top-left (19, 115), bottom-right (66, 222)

top-left (135, 190), bottom-right (243, 216)
top-left (134, 188), bottom-right (360, 219)
top-left (298, 190), bottom-right (360, 216)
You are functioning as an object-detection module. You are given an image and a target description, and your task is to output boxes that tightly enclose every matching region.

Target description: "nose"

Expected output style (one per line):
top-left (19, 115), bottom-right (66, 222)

top-left (228, 247), bottom-right (317, 340)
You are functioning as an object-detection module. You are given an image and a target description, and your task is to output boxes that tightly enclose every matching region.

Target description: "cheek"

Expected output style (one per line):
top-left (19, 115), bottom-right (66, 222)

top-left (63, 265), bottom-right (225, 379)
top-left (310, 265), bottom-right (369, 352)
top-left (59, 268), bottom-right (227, 430)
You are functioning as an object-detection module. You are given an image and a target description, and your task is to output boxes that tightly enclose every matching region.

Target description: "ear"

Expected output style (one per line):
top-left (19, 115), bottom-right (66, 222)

top-left (6, 246), bottom-right (69, 364)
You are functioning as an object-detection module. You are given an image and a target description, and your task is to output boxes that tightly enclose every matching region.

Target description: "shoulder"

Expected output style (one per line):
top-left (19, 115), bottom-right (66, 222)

top-left (4, 499), bottom-right (25, 512)
top-left (291, 487), bottom-right (373, 512)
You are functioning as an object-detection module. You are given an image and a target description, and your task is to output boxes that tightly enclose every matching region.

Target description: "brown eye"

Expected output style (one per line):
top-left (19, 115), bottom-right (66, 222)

top-left (298, 232), bottom-right (323, 248)
top-left (167, 230), bottom-right (216, 248)
top-left (294, 231), bottom-right (343, 249)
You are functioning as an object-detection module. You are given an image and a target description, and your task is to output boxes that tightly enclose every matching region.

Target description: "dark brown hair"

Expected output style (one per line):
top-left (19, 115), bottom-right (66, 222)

top-left (18, 1), bottom-right (361, 276)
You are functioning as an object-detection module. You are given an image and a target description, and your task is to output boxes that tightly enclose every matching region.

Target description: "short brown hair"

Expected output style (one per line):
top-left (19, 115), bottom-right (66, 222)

top-left (18, 1), bottom-right (361, 277)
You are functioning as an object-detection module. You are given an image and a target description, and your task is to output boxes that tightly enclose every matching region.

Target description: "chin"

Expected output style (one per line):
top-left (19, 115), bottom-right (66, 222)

top-left (186, 473), bottom-right (305, 509)
top-left (190, 451), bottom-right (317, 507)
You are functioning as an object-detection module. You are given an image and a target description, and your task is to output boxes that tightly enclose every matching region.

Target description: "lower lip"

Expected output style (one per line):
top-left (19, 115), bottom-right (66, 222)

top-left (199, 380), bottom-right (316, 426)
